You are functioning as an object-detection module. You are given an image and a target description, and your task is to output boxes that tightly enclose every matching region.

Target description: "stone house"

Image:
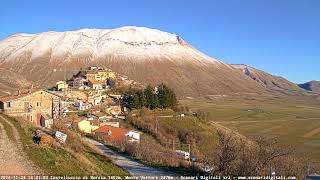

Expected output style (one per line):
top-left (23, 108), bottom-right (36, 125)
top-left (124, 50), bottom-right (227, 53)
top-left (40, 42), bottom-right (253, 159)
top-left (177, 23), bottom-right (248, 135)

top-left (0, 89), bottom-right (61, 126)
top-left (88, 79), bottom-right (104, 90)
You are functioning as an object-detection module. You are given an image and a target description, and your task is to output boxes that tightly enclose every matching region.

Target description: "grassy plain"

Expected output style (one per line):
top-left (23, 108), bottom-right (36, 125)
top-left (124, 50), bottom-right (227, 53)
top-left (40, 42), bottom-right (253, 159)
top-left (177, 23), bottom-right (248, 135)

top-left (180, 94), bottom-right (320, 161)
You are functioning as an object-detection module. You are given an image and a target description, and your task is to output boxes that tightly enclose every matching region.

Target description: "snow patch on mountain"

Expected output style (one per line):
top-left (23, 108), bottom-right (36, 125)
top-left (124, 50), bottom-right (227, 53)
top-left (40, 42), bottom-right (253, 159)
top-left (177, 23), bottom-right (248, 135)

top-left (0, 26), bottom-right (222, 65)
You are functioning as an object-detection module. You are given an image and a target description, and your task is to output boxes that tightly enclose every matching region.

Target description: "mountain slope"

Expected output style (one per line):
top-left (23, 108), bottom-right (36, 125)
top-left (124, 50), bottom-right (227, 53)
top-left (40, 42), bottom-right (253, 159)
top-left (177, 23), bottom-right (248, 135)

top-left (230, 64), bottom-right (304, 94)
top-left (0, 27), bottom-right (268, 96)
top-left (298, 81), bottom-right (320, 93)
top-left (0, 68), bottom-right (32, 96)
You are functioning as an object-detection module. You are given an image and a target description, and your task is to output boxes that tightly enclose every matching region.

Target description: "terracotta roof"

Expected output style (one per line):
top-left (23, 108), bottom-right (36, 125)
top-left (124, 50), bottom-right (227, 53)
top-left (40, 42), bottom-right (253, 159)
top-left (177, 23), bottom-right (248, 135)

top-left (92, 111), bottom-right (107, 118)
top-left (86, 71), bottom-right (98, 75)
top-left (41, 114), bottom-right (51, 120)
top-left (94, 125), bottom-right (130, 141)
top-left (88, 79), bottom-right (105, 84)
top-left (0, 89), bottom-right (41, 102)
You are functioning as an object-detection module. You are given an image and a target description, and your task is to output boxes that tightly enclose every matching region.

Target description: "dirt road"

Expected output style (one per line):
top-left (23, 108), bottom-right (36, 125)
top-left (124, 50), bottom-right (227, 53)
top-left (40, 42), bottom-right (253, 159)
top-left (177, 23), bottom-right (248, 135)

top-left (0, 115), bottom-right (38, 175)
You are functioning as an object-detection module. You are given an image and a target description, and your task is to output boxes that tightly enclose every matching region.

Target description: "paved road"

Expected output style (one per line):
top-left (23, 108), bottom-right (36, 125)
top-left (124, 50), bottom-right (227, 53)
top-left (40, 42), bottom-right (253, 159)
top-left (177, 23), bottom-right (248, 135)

top-left (0, 115), bottom-right (38, 175)
top-left (84, 138), bottom-right (179, 177)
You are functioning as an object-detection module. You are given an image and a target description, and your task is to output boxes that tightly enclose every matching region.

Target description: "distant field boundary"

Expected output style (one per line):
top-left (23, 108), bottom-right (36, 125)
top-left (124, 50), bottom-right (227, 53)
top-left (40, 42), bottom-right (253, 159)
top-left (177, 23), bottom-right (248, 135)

top-left (302, 127), bottom-right (320, 138)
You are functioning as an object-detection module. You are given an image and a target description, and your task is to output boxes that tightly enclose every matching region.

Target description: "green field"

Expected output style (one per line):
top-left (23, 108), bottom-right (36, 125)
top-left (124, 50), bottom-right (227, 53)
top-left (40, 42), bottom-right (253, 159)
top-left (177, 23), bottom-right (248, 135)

top-left (180, 95), bottom-right (320, 161)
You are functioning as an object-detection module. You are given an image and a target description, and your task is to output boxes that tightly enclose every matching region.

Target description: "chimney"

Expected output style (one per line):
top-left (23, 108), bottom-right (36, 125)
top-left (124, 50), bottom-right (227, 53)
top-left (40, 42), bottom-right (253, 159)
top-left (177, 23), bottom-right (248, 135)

top-left (16, 90), bottom-right (21, 96)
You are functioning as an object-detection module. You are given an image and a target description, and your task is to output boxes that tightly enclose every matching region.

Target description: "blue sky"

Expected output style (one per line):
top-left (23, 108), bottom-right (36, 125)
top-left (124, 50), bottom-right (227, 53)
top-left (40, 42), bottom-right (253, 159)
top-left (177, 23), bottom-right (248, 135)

top-left (1, 0), bottom-right (319, 83)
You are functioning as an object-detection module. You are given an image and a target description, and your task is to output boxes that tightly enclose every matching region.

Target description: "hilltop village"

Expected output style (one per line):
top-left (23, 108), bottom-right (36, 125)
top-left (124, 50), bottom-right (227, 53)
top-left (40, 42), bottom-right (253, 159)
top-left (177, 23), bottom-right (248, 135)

top-left (0, 66), bottom-right (145, 143)
top-left (0, 66), bottom-right (315, 177)
top-left (0, 65), bottom-right (204, 172)
top-left (0, 66), bottom-right (220, 175)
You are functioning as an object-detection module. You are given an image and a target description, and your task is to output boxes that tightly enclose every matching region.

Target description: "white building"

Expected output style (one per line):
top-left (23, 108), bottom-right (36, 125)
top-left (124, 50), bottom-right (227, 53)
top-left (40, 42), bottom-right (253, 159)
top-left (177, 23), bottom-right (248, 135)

top-left (125, 131), bottom-right (140, 142)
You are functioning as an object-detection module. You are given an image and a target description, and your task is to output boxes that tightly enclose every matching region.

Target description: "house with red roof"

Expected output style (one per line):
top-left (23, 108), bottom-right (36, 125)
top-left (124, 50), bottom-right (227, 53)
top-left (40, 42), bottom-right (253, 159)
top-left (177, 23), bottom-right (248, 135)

top-left (93, 125), bottom-right (140, 143)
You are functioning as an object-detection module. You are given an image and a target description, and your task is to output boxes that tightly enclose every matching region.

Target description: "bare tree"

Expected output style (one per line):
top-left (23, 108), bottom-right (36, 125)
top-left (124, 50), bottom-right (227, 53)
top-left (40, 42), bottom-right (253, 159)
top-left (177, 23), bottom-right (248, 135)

top-left (209, 129), bottom-right (315, 178)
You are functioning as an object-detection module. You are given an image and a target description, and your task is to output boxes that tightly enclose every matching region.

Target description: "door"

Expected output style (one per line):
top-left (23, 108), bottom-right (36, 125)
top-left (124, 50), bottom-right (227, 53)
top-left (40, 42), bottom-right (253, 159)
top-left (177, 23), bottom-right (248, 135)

top-left (24, 102), bottom-right (30, 112)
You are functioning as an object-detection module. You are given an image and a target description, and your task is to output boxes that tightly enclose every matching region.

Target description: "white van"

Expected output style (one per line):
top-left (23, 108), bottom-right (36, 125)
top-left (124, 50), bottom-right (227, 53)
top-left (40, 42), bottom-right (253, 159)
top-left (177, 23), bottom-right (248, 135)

top-left (175, 150), bottom-right (190, 160)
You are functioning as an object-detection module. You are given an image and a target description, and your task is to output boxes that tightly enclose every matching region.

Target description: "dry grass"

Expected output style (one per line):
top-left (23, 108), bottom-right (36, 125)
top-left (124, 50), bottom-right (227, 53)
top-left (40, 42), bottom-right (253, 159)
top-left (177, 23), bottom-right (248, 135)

top-left (180, 95), bottom-right (320, 161)
top-left (2, 114), bottom-right (128, 175)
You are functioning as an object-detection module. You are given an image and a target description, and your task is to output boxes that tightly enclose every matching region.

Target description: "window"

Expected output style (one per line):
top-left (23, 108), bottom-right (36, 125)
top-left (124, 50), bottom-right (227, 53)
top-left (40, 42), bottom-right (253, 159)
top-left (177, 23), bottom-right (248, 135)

top-left (37, 102), bottom-right (41, 107)
top-left (7, 101), bottom-right (13, 108)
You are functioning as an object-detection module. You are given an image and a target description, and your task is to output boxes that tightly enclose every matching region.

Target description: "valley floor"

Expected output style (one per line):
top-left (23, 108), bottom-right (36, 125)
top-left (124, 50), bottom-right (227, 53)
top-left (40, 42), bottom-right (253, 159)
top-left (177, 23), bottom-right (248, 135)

top-left (181, 94), bottom-right (320, 162)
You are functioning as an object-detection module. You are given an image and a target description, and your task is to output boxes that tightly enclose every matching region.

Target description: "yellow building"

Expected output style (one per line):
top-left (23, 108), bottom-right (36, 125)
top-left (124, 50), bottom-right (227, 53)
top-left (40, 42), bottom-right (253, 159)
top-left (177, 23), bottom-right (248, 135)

top-left (56, 81), bottom-right (68, 91)
top-left (78, 120), bottom-right (99, 133)
top-left (96, 71), bottom-right (116, 80)
top-left (86, 70), bottom-right (116, 81)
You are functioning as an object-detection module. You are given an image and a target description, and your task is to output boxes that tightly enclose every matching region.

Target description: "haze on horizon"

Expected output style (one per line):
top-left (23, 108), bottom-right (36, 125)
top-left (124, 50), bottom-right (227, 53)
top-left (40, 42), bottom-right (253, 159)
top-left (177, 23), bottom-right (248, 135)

top-left (1, 0), bottom-right (319, 83)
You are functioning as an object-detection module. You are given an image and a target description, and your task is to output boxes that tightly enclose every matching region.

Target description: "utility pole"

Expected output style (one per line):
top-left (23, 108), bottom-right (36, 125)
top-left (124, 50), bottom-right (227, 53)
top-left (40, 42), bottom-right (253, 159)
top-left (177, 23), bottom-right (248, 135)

top-left (307, 164), bottom-right (310, 180)
top-left (188, 143), bottom-right (191, 163)
top-left (155, 117), bottom-right (158, 134)
top-left (172, 140), bottom-right (175, 150)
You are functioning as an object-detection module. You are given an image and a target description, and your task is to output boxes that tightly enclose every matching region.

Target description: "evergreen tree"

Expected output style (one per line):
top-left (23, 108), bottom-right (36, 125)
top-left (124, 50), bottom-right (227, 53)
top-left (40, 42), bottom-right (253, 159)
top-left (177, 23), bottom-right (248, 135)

top-left (168, 88), bottom-right (177, 108)
top-left (144, 84), bottom-right (160, 109)
top-left (157, 83), bottom-right (170, 108)
top-left (133, 93), bottom-right (141, 109)
top-left (157, 83), bottom-right (177, 109)
top-left (138, 91), bottom-right (147, 107)
top-left (150, 94), bottom-right (159, 109)
top-left (128, 83), bottom-right (176, 110)
top-left (144, 84), bottom-right (154, 108)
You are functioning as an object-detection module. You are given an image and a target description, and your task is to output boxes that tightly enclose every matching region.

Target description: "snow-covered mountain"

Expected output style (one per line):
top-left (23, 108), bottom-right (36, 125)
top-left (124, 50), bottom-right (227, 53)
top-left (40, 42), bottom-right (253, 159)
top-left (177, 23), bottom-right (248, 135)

top-left (0, 26), bottom-right (270, 96)
top-left (0, 26), bottom-right (219, 65)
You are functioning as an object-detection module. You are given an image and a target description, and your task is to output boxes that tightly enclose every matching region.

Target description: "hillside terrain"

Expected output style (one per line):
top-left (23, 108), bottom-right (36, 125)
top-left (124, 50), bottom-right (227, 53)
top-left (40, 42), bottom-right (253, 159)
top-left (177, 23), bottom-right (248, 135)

top-left (230, 64), bottom-right (305, 95)
top-left (298, 81), bottom-right (320, 93)
top-left (0, 26), bottom-right (279, 97)
top-left (181, 95), bottom-right (320, 160)
top-left (0, 114), bottom-right (128, 175)
top-left (0, 68), bottom-right (32, 96)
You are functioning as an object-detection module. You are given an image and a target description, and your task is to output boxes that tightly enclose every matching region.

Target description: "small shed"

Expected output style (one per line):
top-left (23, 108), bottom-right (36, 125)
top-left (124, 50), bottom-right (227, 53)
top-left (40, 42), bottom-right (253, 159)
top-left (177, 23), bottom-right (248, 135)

top-left (40, 114), bottom-right (53, 129)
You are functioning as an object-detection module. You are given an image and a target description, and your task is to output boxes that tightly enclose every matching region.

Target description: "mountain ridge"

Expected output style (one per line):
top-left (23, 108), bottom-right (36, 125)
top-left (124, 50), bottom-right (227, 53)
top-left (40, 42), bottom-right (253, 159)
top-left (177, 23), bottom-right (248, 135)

top-left (230, 64), bottom-right (305, 95)
top-left (0, 27), bottom-right (305, 97)
top-left (298, 81), bottom-right (320, 93)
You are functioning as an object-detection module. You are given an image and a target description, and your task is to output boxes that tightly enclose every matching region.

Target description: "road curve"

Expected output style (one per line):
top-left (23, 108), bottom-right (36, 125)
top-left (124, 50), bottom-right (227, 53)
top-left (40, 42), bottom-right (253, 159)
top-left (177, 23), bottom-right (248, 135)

top-left (84, 138), bottom-right (179, 177)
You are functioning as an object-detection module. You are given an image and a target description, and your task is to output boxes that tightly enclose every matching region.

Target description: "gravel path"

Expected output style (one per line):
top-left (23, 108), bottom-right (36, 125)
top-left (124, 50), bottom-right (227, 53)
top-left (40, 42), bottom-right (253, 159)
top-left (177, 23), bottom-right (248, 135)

top-left (84, 137), bottom-right (179, 177)
top-left (0, 115), bottom-right (39, 175)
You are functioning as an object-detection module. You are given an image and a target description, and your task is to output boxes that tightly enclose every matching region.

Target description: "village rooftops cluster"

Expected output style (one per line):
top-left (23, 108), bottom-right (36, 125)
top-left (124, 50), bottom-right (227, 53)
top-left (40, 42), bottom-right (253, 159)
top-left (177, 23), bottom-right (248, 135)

top-left (77, 107), bottom-right (140, 142)
top-left (52, 66), bottom-right (116, 91)
top-left (0, 66), bottom-right (141, 144)
top-left (66, 66), bottom-right (116, 91)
